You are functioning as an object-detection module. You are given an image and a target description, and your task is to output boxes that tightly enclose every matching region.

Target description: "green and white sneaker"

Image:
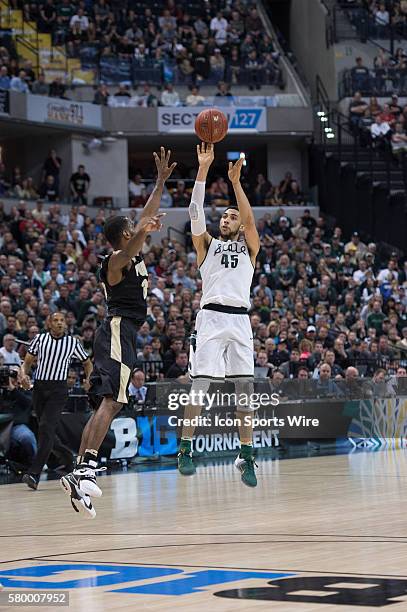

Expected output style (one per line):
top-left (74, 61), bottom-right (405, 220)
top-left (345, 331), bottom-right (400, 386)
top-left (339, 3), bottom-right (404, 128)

top-left (235, 450), bottom-right (258, 487)
top-left (177, 440), bottom-right (196, 476)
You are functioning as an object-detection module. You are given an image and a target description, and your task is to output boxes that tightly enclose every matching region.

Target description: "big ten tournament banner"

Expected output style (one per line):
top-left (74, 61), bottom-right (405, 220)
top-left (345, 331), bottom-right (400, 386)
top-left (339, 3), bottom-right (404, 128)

top-left (57, 393), bottom-right (407, 460)
top-left (0, 88), bottom-right (9, 114)
top-left (26, 94), bottom-right (102, 129)
top-left (158, 106), bottom-right (267, 134)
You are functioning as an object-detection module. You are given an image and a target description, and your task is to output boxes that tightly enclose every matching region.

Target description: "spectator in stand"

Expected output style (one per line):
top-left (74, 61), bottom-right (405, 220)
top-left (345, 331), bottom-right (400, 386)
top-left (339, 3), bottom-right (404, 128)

top-left (70, 7), bottom-right (89, 32)
top-left (114, 84), bottom-right (131, 98)
top-left (166, 350), bottom-right (189, 379)
top-left (161, 83), bottom-right (181, 107)
top-left (128, 369), bottom-right (147, 403)
top-left (391, 122), bottom-right (407, 155)
top-left (283, 180), bottom-right (304, 205)
top-left (345, 231), bottom-right (366, 259)
top-left (216, 80), bottom-right (233, 101)
top-left (42, 150), bottom-right (62, 192)
top-left (129, 173), bottom-right (146, 206)
top-left (93, 84), bottom-right (109, 105)
top-left (0, 334), bottom-right (21, 365)
top-left (245, 49), bottom-right (262, 90)
top-left (374, 2), bottom-right (390, 36)
top-left (254, 174), bottom-right (272, 206)
top-left (246, 7), bottom-right (263, 37)
top-left (193, 43), bottom-right (210, 83)
top-left (210, 49), bottom-right (226, 82)
top-left (70, 165), bottom-right (90, 205)
top-left (39, 175), bottom-right (58, 202)
top-left (172, 181), bottom-right (190, 207)
top-left (349, 92), bottom-right (368, 132)
top-left (40, 0), bottom-right (56, 34)
top-left (370, 115), bottom-right (391, 148)
top-left (351, 57), bottom-right (370, 93)
top-left (138, 85), bottom-right (158, 108)
top-left (379, 103), bottom-right (395, 125)
top-left (210, 11), bottom-right (228, 47)
top-left (49, 77), bottom-right (66, 99)
top-left (10, 70), bottom-right (29, 93)
top-left (186, 85), bottom-right (205, 106)
top-left (32, 73), bottom-right (49, 96)
top-left (0, 65), bottom-right (10, 90)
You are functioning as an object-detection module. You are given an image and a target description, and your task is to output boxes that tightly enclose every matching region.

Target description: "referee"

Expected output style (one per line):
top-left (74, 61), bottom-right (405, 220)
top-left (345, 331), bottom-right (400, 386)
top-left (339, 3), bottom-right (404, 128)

top-left (20, 311), bottom-right (92, 490)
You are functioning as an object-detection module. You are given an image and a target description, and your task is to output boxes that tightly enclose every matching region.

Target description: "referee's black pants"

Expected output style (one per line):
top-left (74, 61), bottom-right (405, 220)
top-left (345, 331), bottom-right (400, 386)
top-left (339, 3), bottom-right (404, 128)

top-left (30, 381), bottom-right (68, 476)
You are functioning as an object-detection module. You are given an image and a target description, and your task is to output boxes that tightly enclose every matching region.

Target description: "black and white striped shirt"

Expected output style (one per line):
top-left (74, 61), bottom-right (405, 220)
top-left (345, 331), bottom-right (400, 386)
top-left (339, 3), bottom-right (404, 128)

top-left (28, 333), bottom-right (89, 381)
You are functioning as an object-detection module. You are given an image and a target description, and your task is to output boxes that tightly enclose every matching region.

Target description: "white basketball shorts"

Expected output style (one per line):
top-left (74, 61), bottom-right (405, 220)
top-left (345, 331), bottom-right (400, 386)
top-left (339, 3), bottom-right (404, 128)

top-left (189, 309), bottom-right (254, 380)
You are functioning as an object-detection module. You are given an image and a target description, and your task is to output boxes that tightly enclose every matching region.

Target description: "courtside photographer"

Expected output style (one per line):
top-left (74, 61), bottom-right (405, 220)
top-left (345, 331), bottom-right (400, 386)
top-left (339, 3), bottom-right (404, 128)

top-left (0, 364), bottom-right (36, 470)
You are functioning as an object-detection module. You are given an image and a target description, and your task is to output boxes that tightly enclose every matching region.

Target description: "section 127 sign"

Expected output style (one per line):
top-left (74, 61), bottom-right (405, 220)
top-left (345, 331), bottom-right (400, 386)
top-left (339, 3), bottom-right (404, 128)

top-left (158, 106), bottom-right (267, 133)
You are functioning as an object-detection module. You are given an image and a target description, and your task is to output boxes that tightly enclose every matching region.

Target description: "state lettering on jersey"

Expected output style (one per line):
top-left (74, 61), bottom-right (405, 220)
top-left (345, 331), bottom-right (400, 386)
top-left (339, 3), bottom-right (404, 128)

top-left (214, 241), bottom-right (247, 255)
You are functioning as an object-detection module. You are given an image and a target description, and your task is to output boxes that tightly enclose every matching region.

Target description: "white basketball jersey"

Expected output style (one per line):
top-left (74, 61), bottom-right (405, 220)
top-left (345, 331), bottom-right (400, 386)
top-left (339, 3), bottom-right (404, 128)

top-left (200, 238), bottom-right (254, 309)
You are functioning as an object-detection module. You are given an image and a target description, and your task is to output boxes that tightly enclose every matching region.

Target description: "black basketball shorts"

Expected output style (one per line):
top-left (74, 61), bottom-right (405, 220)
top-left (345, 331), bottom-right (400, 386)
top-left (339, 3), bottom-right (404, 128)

top-left (89, 316), bottom-right (140, 407)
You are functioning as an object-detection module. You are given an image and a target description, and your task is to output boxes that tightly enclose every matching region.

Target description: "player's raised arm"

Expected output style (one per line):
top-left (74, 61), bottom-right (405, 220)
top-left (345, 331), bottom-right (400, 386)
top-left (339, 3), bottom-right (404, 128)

top-left (228, 158), bottom-right (260, 261)
top-left (189, 142), bottom-right (214, 266)
top-left (139, 146), bottom-right (177, 219)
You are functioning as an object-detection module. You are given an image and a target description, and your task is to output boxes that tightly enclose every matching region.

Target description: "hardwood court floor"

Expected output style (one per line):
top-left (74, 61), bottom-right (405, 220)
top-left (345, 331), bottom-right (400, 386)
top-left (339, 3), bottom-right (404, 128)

top-left (0, 450), bottom-right (407, 611)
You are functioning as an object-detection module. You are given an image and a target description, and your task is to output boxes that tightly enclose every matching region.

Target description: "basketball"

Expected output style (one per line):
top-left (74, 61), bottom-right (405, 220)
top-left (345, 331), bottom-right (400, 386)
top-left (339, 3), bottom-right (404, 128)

top-left (194, 108), bottom-right (228, 144)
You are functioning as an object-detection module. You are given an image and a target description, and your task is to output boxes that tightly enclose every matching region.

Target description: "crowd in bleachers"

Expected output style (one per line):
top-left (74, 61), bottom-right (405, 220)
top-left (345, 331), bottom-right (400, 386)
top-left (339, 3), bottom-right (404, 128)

top-left (1, 1), bottom-right (283, 91)
top-left (0, 150), bottom-right (91, 204)
top-left (128, 169), bottom-right (307, 209)
top-left (342, 0), bottom-right (407, 39)
top-left (0, 146), bottom-right (308, 206)
top-left (348, 90), bottom-right (407, 154)
top-left (343, 52), bottom-right (407, 98)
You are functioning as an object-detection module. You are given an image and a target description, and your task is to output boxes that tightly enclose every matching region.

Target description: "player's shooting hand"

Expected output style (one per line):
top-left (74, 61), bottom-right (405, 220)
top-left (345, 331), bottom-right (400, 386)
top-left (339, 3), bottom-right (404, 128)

top-left (197, 142), bottom-right (214, 169)
top-left (136, 213), bottom-right (166, 234)
top-left (228, 157), bottom-right (244, 185)
top-left (153, 147), bottom-right (177, 183)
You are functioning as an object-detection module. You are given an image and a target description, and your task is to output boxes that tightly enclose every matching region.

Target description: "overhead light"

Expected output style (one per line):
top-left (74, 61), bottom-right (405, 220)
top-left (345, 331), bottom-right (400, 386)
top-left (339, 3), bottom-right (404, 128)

top-left (321, 117), bottom-right (328, 122)
top-left (327, 133), bottom-right (335, 139)
top-left (317, 111), bottom-right (325, 117)
top-left (324, 127), bottom-right (332, 133)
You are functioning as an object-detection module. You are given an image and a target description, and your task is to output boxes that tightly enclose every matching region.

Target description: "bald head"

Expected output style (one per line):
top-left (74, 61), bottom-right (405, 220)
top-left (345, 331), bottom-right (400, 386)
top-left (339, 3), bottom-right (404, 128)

top-left (345, 367), bottom-right (358, 381)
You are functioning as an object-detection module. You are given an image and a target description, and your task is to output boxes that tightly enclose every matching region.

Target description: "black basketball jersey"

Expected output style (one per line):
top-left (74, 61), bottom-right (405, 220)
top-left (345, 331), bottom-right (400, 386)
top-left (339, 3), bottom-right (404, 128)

top-left (99, 254), bottom-right (148, 321)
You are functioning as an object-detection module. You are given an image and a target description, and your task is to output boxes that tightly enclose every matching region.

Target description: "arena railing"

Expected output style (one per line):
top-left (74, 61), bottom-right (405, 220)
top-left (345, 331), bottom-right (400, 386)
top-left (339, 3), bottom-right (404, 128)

top-left (332, 3), bottom-right (407, 55)
top-left (315, 75), bottom-right (406, 195)
top-left (339, 68), bottom-right (407, 98)
top-left (61, 376), bottom-right (407, 410)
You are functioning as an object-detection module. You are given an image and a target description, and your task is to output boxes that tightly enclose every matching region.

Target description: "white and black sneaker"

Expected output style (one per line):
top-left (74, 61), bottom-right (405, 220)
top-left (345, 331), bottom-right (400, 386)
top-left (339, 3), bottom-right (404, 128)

top-left (72, 464), bottom-right (106, 497)
top-left (60, 473), bottom-right (96, 519)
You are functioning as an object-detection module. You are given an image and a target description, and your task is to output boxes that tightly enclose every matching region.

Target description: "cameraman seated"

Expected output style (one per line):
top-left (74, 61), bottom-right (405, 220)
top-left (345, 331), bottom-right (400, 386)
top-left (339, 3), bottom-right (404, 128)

top-left (0, 368), bottom-right (36, 467)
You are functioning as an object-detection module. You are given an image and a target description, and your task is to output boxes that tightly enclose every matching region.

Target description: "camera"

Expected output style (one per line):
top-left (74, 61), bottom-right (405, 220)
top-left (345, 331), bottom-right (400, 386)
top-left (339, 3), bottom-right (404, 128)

top-left (0, 366), bottom-right (18, 388)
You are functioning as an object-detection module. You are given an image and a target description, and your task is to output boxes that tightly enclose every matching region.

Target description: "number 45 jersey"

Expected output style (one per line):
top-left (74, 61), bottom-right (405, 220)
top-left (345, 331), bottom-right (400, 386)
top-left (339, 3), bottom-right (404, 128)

top-left (200, 238), bottom-right (254, 310)
top-left (99, 254), bottom-right (148, 322)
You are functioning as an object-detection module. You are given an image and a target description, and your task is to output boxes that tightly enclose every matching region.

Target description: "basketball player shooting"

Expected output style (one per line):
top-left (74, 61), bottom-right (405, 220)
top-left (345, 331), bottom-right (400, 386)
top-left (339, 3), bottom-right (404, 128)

top-left (178, 143), bottom-right (260, 486)
top-left (60, 147), bottom-right (176, 518)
